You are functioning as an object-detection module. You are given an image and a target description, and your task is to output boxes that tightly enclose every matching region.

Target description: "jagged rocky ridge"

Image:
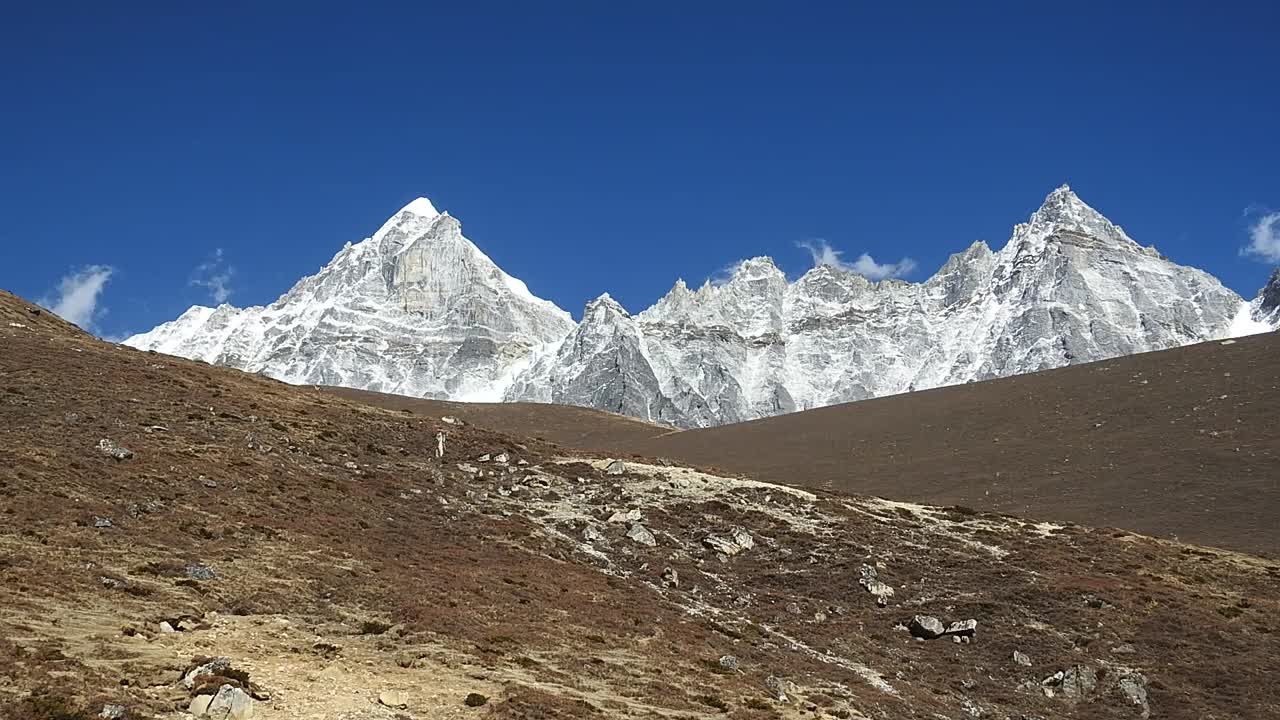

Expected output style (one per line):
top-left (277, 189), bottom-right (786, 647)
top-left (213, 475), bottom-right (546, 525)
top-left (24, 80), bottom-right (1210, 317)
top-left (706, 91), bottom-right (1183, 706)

top-left (127, 187), bottom-right (1277, 428)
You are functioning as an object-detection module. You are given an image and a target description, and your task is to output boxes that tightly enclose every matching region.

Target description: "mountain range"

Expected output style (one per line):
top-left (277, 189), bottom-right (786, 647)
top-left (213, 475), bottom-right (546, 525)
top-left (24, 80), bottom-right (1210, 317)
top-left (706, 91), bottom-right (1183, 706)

top-left (125, 187), bottom-right (1279, 427)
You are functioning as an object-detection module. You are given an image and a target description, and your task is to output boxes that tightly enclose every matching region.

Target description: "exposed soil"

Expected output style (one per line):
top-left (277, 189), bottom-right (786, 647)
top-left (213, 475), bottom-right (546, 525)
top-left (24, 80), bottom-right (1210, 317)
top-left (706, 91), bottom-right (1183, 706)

top-left (3, 289), bottom-right (1280, 720)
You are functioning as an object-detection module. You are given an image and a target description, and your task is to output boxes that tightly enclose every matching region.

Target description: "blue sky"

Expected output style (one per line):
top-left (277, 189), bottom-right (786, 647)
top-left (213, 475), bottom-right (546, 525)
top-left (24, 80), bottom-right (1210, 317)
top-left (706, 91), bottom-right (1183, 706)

top-left (2, 2), bottom-right (1277, 337)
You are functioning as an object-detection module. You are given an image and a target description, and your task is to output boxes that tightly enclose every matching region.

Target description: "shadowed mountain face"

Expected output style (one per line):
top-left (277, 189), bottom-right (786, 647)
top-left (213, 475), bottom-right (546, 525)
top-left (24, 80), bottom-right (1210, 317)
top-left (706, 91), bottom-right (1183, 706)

top-left (124, 188), bottom-right (1274, 428)
top-left (4, 288), bottom-right (1280, 720)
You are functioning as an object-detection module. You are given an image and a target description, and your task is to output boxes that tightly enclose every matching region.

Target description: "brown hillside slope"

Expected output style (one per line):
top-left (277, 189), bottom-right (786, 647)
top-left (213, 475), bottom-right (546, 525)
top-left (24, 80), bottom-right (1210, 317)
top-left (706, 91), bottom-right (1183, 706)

top-left (326, 331), bottom-right (1280, 556)
top-left (624, 331), bottom-right (1280, 557)
top-left (3, 288), bottom-right (1280, 720)
top-left (321, 386), bottom-right (672, 451)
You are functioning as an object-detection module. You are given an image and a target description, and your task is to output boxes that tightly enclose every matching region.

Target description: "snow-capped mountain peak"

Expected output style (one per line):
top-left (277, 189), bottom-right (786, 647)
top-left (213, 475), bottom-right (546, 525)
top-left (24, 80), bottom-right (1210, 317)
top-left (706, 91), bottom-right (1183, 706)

top-left (125, 199), bottom-right (574, 400)
top-left (129, 187), bottom-right (1277, 429)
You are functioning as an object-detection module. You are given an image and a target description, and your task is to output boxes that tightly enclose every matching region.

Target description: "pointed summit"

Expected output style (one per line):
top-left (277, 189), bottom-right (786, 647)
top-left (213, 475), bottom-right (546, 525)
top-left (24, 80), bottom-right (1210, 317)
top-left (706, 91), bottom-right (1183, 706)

top-left (584, 293), bottom-right (630, 318)
top-left (398, 197), bottom-right (440, 218)
top-left (1035, 184), bottom-right (1094, 220)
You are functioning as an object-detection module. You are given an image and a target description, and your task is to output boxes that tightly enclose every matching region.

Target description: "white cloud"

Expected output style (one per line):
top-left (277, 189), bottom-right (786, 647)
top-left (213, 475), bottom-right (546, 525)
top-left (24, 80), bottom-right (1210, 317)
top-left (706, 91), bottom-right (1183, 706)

top-left (191, 248), bottom-right (235, 304)
top-left (43, 265), bottom-right (114, 328)
top-left (1242, 210), bottom-right (1280, 263)
top-left (797, 239), bottom-right (917, 280)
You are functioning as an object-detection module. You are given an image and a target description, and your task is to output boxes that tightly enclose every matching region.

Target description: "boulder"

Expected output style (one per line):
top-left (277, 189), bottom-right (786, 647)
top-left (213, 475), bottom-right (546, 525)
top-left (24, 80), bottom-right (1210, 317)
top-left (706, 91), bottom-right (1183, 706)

top-left (1118, 672), bottom-right (1151, 718)
top-left (764, 674), bottom-right (792, 702)
top-left (703, 527), bottom-right (754, 557)
top-left (96, 439), bottom-right (134, 461)
top-left (944, 619), bottom-right (978, 638)
top-left (718, 655), bottom-right (739, 671)
top-left (1013, 650), bottom-right (1032, 667)
top-left (205, 684), bottom-right (255, 720)
top-left (908, 615), bottom-right (945, 640)
top-left (660, 566), bottom-right (679, 588)
top-left (606, 460), bottom-right (626, 475)
top-left (607, 508), bottom-right (642, 523)
top-left (98, 704), bottom-right (127, 719)
top-left (378, 690), bottom-right (408, 709)
top-left (434, 432), bottom-right (446, 459)
top-left (858, 564), bottom-right (895, 606)
top-left (626, 523), bottom-right (656, 547)
top-left (186, 564), bottom-right (218, 580)
top-left (182, 657), bottom-right (231, 689)
top-left (1042, 665), bottom-right (1098, 701)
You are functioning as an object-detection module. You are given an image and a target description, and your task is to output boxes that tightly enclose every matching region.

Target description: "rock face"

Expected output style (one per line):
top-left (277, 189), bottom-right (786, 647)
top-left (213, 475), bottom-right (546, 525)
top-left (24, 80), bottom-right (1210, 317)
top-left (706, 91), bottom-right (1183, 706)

top-left (124, 198), bottom-right (575, 402)
top-left (1251, 267), bottom-right (1280, 326)
top-left (509, 186), bottom-right (1256, 427)
top-left (128, 188), bottom-right (1273, 427)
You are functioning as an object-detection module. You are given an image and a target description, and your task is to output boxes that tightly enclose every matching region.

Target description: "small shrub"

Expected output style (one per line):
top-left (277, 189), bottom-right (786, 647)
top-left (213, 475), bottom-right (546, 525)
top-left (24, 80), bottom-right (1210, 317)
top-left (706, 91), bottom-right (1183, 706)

top-left (359, 620), bottom-right (392, 635)
top-left (464, 693), bottom-right (488, 707)
top-left (697, 694), bottom-right (728, 712)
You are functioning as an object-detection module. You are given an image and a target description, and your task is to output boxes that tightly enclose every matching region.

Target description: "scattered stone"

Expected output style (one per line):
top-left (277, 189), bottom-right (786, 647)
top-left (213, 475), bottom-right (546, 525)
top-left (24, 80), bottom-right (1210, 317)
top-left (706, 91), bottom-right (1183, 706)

top-left (1118, 672), bottom-right (1151, 718)
top-left (703, 527), bottom-right (754, 557)
top-left (1111, 643), bottom-right (1137, 655)
top-left (456, 463), bottom-right (479, 474)
top-left (1083, 594), bottom-right (1113, 609)
top-left (343, 461), bottom-right (359, 470)
top-left (186, 564), bottom-right (218, 581)
top-left (435, 432), bottom-right (446, 459)
top-left (764, 674), bottom-right (791, 702)
top-left (99, 704), bottom-right (127, 719)
top-left (1042, 665), bottom-right (1097, 702)
top-left (441, 416), bottom-right (460, 424)
top-left (582, 526), bottom-right (604, 544)
top-left (97, 438), bottom-right (135, 461)
top-left (625, 523), bottom-right (656, 547)
top-left (945, 619), bottom-right (978, 638)
top-left (195, 684), bottom-right (255, 720)
top-left (606, 460), bottom-right (626, 475)
top-left (199, 476), bottom-right (218, 488)
top-left (378, 690), bottom-right (408, 709)
top-left (93, 516), bottom-right (114, 529)
top-left (660, 566), bottom-right (679, 588)
top-left (99, 576), bottom-right (127, 590)
top-left (494, 452), bottom-right (509, 464)
top-left (1013, 650), bottom-right (1032, 667)
top-left (858, 564), bottom-right (895, 606)
top-left (908, 615), bottom-right (946, 640)
top-left (718, 655), bottom-right (739, 671)
top-left (64, 412), bottom-right (81, 424)
top-left (159, 621), bottom-right (176, 633)
top-left (178, 618), bottom-right (200, 632)
top-left (607, 508), bottom-right (642, 523)
top-left (144, 425), bottom-right (169, 433)
top-left (183, 657), bottom-right (232, 690)
top-left (477, 453), bottom-right (491, 463)
top-left (464, 692), bottom-right (488, 707)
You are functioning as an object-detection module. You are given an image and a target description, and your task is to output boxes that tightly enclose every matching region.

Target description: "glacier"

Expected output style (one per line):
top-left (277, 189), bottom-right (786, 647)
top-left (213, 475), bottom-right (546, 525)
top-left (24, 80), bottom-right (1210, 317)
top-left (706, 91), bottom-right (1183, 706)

top-left (126, 186), bottom-right (1278, 427)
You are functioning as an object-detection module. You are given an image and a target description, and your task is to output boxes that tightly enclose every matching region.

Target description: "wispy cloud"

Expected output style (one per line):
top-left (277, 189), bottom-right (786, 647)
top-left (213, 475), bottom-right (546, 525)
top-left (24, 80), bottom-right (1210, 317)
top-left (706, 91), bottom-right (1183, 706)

top-left (191, 248), bottom-right (235, 304)
top-left (42, 265), bottom-right (114, 329)
top-left (797, 239), bottom-right (917, 280)
top-left (1241, 210), bottom-right (1280, 263)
